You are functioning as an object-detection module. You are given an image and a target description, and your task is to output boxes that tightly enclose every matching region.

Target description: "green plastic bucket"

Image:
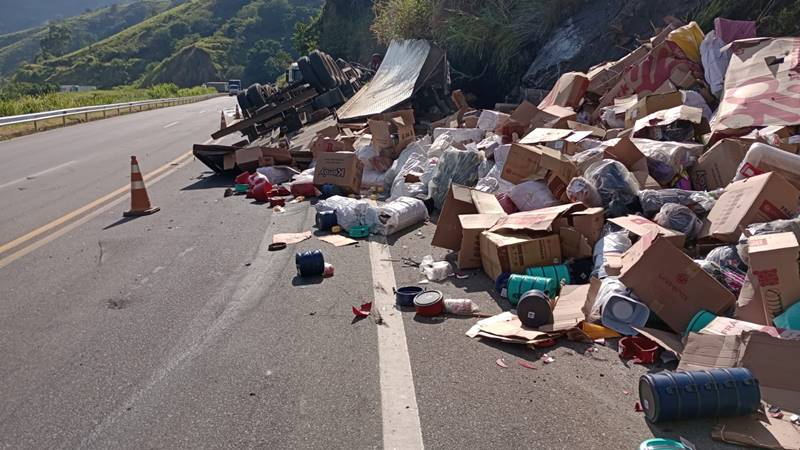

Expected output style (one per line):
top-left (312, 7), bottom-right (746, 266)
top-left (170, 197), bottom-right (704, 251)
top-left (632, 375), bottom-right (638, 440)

top-left (774, 301), bottom-right (800, 330)
top-left (507, 274), bottom-right (557, 306)
top-left (684, 310), bottom-right (716, 336)
top-left (234, 183), bottom-right (249, 193)
top-left (525, 264), bottom-right (570, 287)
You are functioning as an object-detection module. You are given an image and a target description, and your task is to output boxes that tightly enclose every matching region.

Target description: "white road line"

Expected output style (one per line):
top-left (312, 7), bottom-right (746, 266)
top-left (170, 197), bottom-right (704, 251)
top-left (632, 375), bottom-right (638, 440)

top-left (163, 121), bottom-right (180, 129)
top-left (198, 110), bottom-right (207, 114)
top-left (368, 237), bottom-right (424, 450)
top-left (0, 160), bottom-right (77, 190)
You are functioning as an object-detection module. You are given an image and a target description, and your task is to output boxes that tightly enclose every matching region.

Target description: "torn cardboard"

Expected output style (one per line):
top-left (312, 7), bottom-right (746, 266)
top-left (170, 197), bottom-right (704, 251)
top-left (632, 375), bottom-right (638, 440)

top-left (368, 109), bottom-right (415, 157)
top-left (500, 143), bottom-right (577, 200)
top-left (609, 215), bottom-right (686, 248)
top-left (624, 91), bottom-right (683, 128)
top-left (432, 184), bottom-right (505, 251)
top-left (540, 284), bottom-right (589, 332)
top-left (690, 139), bottom-right (750, 191)
top-left (519, 128), bottom-right (595, 155)
top-left (457, 213), bottom-right (506, 270)
top-left (713, 411), bottom-right (800, 450)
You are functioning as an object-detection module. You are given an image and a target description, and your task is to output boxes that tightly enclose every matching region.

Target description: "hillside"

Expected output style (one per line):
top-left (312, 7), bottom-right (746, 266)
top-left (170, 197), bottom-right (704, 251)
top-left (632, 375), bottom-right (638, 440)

top-left (12, 0), bottom-right (321, 88)
top-left (0, 0), bottom-right (123, 35)
top-left (0, 0), bottom-right (182, 78)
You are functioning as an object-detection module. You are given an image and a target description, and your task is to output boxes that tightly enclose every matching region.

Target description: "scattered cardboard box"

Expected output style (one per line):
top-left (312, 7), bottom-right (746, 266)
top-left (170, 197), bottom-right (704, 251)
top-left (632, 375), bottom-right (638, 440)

top-left (538, 72), bottom-right (589, 110)
top-left (701, 172), bottom-right (800, 243)
top-left (735, 271), bottom-right (773, 326)
top-left (500, 143), bottom-right (577, 200)
top-left (234, 147), bottom-right (262, 171)
top-left (540, 284), bottom-right (589, 332)
top-left (312, 152), bottom-right (364, 194)
top-left (624, 91), bottom-right (683, 128)
top-left (739, 331), bottom-right (800, 414)
top-left (748, 232), bottom-right (800, 313)
top-left (457, 213), bottom-right (507, 270)
top-left (620, 234), bottom-right (736, 333)
top-left (432, 185), bottom-right (505, 251)
top-left (712, 411), bottom-right (800, 450)
top-left (552, 207), bottom-right (604, 246)
top-left (480, 231), bottom-right (561, 281)
top-left (690, 139), bottom-right (750, 191)
top-left (567, 120), bottom-right (606, 139)
top-left (519, 128), bottom-right (595, 155)
top-left (531, 105), bottom-right (576, 129)
top-left (632, 105), bottom-right (710, 141)
top-left (432, 127), bottom-right (485, 144)
top-left (507, 101), bottom-right (538, 128)
top-left (609, 215), bottom-right (686, 248)
top-left (678, 333), bottom-right (741, 372)
top-left (368, 109), bottom-right (415, 157)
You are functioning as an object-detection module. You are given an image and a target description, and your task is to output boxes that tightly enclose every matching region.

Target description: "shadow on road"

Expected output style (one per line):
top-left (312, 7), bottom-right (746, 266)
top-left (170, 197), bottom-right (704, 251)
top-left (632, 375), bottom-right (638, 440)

top-left (102, 216), bottom-right (139, 230)
top-left (181, 172), bottom-right (233, 191)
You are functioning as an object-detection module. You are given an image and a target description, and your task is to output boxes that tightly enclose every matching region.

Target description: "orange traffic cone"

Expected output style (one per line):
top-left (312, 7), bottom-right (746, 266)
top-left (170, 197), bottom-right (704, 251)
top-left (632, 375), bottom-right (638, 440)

top-left (234, 104), bottom-right (241, 119)
top-left (220, 110), bottom-right (227, 130)
top-left (124, 156), bottom-right (160, 217)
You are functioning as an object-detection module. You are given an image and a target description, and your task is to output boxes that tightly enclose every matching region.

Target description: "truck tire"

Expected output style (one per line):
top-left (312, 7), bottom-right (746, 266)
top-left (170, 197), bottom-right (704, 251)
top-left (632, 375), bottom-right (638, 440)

top-left (237, 92), bottom-right (252, 116)
top-left (309, 51), bottom-right (336, 90)
top-left (246, 84), bottom-right (267, 111)
top-left (325, 53), bottom-right (347, 87)
top-left (297, 56), bottom-right (325, 94)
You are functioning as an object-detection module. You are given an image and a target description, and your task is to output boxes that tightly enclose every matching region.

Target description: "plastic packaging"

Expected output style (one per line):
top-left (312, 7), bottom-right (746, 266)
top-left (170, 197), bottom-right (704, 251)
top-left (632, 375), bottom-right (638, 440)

top-left (654, 204), bottom-right (703, 239)
top-left (682, 90), bottom-right (713, 120)
top-left (573, 148), bottom-right (605, 175)
top-left (427, 132), bottom-right (454, 159)
top-left (256, 166), bottom-right (299, 184)
top-left (706, 245), bottom-right (748, 273)
top-left (475, 144), bottom-right (514, 193)
top-left (700, 30), bottom-right (728, 97)
top-left (508, 180), bottom-right (559, 211)
top-left (375, 196), bottom-right (428, 236)
top-left (584, 159), bottom-right (640, 217)
top-left (566, 176), bottom-right (603, 207)
top-left (429, 146), bottom-right (485, 209)
top-left (592, 229), bottom-right (632, 279)
top-left (667, 21), bottom-right (704, 62)
top-left (638, 188), bottom-right (716, 218)
top-left (444, 298), bottom-right (480, 315)
top-left (733, 143), bottom-right (800, 186)
top-left (419, 255), bottom-right (453, 281)
top-left (315, 195), bottom-right (379, 231)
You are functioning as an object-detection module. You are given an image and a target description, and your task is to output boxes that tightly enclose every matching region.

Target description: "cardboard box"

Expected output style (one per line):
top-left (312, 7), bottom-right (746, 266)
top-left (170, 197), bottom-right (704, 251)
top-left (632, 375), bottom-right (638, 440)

top-left (531, 105), bottom-right (576, 129)
top-left (313, 152), bottom-right (364, 194)
top-left (500, 143), bottom-right (577, 200)
top-left (748, 232), bottom-right (800, 312)
top-left (432, 128), bottom-right (485, 144)
top-left (690, 139), bottom-right (750, 191)
top-left (369, 110), bottom-right (415, 157)
top-left (632, 105), bottom-right (710, 142)
top-left (624, 91), bottom-right (683, 128)
top-left (701, 172), bottom-right (800, 243)
top-left (567, 120), bottom-right (606, 139)
top-left (601, 137), bottom-right (660, 189)
top-left (480, 231), bottom-right (561, 281)
top-left (508, 101), bottom-right (537, 128)
top-left (538, 72), bottom-right (589, 110)
top-left (609, 215), bottom-right (686, 248)
top-left (223, 152), bottom-right (236, 171)
top-left (619, 234), bottom-right (736, 333)
top-left (234, 147), bottom-right (262, 171)
top-left (457, 213), bottom-right (506, 269)
top-left (259, 146), bottom-right (293, 165)
top-left (519, 128), bottom-right (595, 155)
top-left (431, 185), bottom-right (505, 251)
top-left (734, 272), bottom-right (772, 326)
top-left (310, 136), bottom-right (354, 159)
top-left (552, 207), bottom-right (604, 246)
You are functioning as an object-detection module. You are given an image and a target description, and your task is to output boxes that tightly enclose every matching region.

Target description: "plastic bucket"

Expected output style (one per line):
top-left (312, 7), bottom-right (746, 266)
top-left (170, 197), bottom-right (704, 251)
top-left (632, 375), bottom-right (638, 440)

top-left (517, 290), bottom-right (554, 328)
top-left (495, 272), bottom-right (511, 298)
top-left (600, 294), bottom-right (650, 335)
top-left (638, 368), bottom-right (760, 423)
top-left (234, 183), bottom-right (249, 193)
top-left (639, 438), bottom-right (687, 450)
top-left (507, 275), bottom-right (557, 305)
top-left (413, 290), bottom-right (444, 316)
top-left (525, 264), bottom-right (571, 286)
top-left (394, 286), bottom-right (424, 307)
top-left (684, 310), bottom-right (717, 336)
top-left (315, 210), bottom-right (338, 231)
top-left (295, 250), bottom-right (325, 277)
top-left (774, 301), bottom-right (800, 330)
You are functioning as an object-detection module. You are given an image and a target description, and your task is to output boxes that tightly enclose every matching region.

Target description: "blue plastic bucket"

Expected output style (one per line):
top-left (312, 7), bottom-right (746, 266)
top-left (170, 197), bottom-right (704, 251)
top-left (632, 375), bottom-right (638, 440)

top-left (394, 286), bottom-right (424, 307)
top-left (774, 301), bottom-right (800, 330)
top-left (507, 275), bottom-right (557, 305)
top-left (315, 210), bottom-right (338, 231)
top-left (295, 250), bottom-right (325, 277)
top-left (525, 264), bottom-right (570, 286)
top-left (495, 272), bottom-right (511, 298)
top-left (638, 368), bottom-right (760, 423)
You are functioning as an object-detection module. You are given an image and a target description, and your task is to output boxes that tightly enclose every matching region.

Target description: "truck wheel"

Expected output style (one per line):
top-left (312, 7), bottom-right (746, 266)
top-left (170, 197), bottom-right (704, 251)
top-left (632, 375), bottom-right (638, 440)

top-left (237, 92), bottom-right (252, 116)
top-left (324, 53), bottom-right (347, 87)
top-left (309, 50), bottom-right (336, 90)
top-left (298, 56), bottom-right (325, 94)
top-left (246, 84), bottom-right (267, 111)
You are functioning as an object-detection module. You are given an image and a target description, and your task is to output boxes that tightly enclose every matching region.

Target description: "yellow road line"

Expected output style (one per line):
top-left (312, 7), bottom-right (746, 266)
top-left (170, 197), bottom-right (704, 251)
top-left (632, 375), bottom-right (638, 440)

top-left (0, 150), bottom-right (194, 265)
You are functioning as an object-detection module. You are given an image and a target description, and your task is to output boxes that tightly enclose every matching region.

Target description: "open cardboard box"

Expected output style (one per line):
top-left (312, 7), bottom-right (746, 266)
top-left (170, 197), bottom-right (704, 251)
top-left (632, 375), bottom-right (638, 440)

top-left (432, 185), bottom-right (505, 251)
top-left (500, 143), bottom-right (577, 200)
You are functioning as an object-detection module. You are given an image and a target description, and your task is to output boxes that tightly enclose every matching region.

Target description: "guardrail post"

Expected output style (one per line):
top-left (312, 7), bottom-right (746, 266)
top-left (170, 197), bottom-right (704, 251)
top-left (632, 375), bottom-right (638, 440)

top-left (84, 112), bottom-right (89, 122)
top-left (62, 113), bottom-right (66, 127)
top-left (33, 120), bottom-right (37, 131)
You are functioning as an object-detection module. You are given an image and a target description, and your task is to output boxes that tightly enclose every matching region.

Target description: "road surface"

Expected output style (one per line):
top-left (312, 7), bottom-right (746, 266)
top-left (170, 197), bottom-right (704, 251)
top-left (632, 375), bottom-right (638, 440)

top-left (0, 97), bottom-right (739, 449)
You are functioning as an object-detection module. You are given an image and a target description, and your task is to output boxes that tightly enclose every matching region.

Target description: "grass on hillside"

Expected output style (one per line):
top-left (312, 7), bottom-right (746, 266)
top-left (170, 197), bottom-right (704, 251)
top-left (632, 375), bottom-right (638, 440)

top-left (0, 84), bottom-right (214, 117)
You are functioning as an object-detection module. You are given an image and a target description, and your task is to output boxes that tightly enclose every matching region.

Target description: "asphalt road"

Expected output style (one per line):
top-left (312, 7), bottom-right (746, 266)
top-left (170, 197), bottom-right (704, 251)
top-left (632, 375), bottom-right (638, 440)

top-left (0, 98), bottom-right (742, 449)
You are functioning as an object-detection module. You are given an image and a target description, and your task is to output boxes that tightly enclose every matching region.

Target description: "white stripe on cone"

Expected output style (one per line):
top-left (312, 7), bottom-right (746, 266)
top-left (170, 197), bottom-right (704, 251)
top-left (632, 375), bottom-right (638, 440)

top-left (131, 181), bottom-right (146, 190)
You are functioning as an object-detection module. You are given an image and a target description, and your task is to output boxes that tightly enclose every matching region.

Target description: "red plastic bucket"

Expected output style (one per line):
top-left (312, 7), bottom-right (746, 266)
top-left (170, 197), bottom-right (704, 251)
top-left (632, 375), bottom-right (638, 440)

top-left (413, 290), bottom-right (444, 316)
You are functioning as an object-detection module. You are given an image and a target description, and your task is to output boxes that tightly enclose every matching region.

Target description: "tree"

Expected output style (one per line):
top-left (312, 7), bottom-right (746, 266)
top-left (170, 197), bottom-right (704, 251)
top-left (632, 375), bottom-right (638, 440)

top-left (244, 39), bottom-right (293, 84)
top-left (39, 24), bottom-right (72, 59)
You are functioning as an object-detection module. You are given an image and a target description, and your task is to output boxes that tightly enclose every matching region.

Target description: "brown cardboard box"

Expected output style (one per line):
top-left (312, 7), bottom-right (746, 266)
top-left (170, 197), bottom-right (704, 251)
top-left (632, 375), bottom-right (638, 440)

top-left (738, 331), bottom-right (800, 413)
top-left (234, 147), bottom-right (262, 171)
top-left (609, 215), bottom-right (686, 248)
top-left (312, 152), bottom-right (364, 194)
top-left (500, 143), bottom-right (577, 200)
top-left (734, 272), bottom-right (772, 326)
top-left (260, 146), bottom-right (293, 165)
top-left (624, 91), bottom-right (683, 128)
top-left (552, 207), bottom-right (604, 245)
top-left (531, 105), bottom-right (576, 129)
top-left (632, 105), bottom-right (710, 141)
top-left (223, 152), bottom-right (236, 171)
top-left (489, 203), bottom-right (587, 235)
top-left (457, 214), bottom-right (506, 269)
top-left (519, 128), bottom-right (595, 155)
top-left (690, 139), bottom-right (750, 191)
top-left (538, 72), bottom-right (589, 110)
top-left (619, 234), bottom-right (736, 333)
top-left (602, 137), bottom-right (660, 189)
top-left (480, 231), bottom-right (561, 281)
top-left (701, 172), bottom-right (800, 243)
top-left (559, 228), bottom-right (594, 259)
top-left (567, 120), bottom-right (606, 139)
top-left (747, 232), bottom-right (800, 313)
top-left (431, 185), bottom-right (505, 251)
top-left (368, 109), bottom-right (415, 157)
top-left (508, 101), bottom-right (538, 128)
top-left (310, 136), bottom-right (354, 159)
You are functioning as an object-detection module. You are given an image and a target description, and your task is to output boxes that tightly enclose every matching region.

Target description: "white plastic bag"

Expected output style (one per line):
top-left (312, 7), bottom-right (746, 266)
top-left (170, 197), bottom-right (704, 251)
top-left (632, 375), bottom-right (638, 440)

top-left (508, 180), bottom-right (559, 211)
top-left (256, 166), bottom-right (300, 184)
top-left (375, 196), bottom-right (428, 236)
top-left (420, 255), bottom-right (453, 281)
top-left (567, 176), bottom-right (602, 207)
top-left (314, 195), bottom-right (379, 231)
top-left (592, 230), bottom-right (632, 279)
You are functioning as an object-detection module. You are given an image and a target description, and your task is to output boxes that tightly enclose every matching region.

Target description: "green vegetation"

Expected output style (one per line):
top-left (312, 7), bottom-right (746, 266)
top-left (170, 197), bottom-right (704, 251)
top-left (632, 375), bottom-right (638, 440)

top-left (0, 83), bottom-right (214, 117)
top-left (692, 0), bottom-right (800, 36)
top-left (0, 1), bottom-right (182, 77)
top-left (10, 0), bottom-right (321, 89)
top-left (305, 0), bottom-right (380, 63)
top-left (0, 0), bottom-right (121, 35)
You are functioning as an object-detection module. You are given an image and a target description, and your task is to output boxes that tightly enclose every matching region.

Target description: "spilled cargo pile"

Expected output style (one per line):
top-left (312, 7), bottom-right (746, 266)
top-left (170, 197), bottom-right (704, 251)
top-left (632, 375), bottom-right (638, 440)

top-left (202, 21), bottom-right (800, 449)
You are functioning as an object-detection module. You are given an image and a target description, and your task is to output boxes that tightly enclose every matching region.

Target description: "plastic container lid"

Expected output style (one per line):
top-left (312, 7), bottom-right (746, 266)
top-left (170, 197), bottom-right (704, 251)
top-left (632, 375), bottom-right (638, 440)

top-left (684, 310), bottom-right (716, 336)
top-left (639, 438), bottom-right (687, 450)
top-left (413, 290), bottom-right (443, 307)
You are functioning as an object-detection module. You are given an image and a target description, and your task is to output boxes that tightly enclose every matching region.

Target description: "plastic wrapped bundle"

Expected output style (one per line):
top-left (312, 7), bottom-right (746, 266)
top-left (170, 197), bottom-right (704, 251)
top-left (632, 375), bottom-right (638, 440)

top-left (567, 177), bottom-right (603, 207)
top-left (696, 259), bottom-right (745, 296)
top-left (508, 180), bottom-right (559, 211)
top-left (584, 159), bottom-right (640, 217)
top-left (638, 189), bottom-right (716, 218)
top-left (573, 148), bottom-right (605, 175)
top-left (654, 204), bottom-right (703, 239)
top-left (375, 197), bottom-right (429, 236)
top-left (314, 195), bottom-right (379, 231)
top-left (592, 229), bottom-right (633, 279)
top-left (430, 147), bottom-right (485, 209)
top-left (706, 245), bottom-right (748, 273)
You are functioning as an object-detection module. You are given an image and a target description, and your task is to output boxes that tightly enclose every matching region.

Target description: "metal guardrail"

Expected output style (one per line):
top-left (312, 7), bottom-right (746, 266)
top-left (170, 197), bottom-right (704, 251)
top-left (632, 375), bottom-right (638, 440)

top-left (0, 93), bottom-right (224, 130)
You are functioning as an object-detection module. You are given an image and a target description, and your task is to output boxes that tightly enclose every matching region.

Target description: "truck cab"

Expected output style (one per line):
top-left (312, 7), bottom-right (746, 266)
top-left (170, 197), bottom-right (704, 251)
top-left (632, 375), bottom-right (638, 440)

top-left (228, 79), bottom-right (241, 96)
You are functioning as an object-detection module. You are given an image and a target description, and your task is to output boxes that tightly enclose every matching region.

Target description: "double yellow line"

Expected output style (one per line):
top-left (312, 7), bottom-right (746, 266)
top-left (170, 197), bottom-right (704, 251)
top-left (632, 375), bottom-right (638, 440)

top-left (0, 150), bottom-right (194, 269)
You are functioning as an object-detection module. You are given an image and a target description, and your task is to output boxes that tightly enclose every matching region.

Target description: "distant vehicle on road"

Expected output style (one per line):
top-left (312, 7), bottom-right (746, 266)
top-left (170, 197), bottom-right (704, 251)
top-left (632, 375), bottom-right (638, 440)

top-left (228, 79), bottom-right (241, 96)
top-left (204, 81), bottom-right (229, 93)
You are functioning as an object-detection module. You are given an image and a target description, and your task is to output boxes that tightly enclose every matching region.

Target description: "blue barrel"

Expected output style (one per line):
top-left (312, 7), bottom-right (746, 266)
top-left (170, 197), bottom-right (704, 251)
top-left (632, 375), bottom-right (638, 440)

top-left (315, 210), bottom-right (338, 231)
top-left (295, 250), bottom-right (325, 277)
top-left (525, 264), bottom-right (570, 286)
top-left (507, 275), bottom-right (557, 305)
top-left (495, 272), bottom-right (511, 297)
top-left (638, 368), bottom-right (760, 423)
